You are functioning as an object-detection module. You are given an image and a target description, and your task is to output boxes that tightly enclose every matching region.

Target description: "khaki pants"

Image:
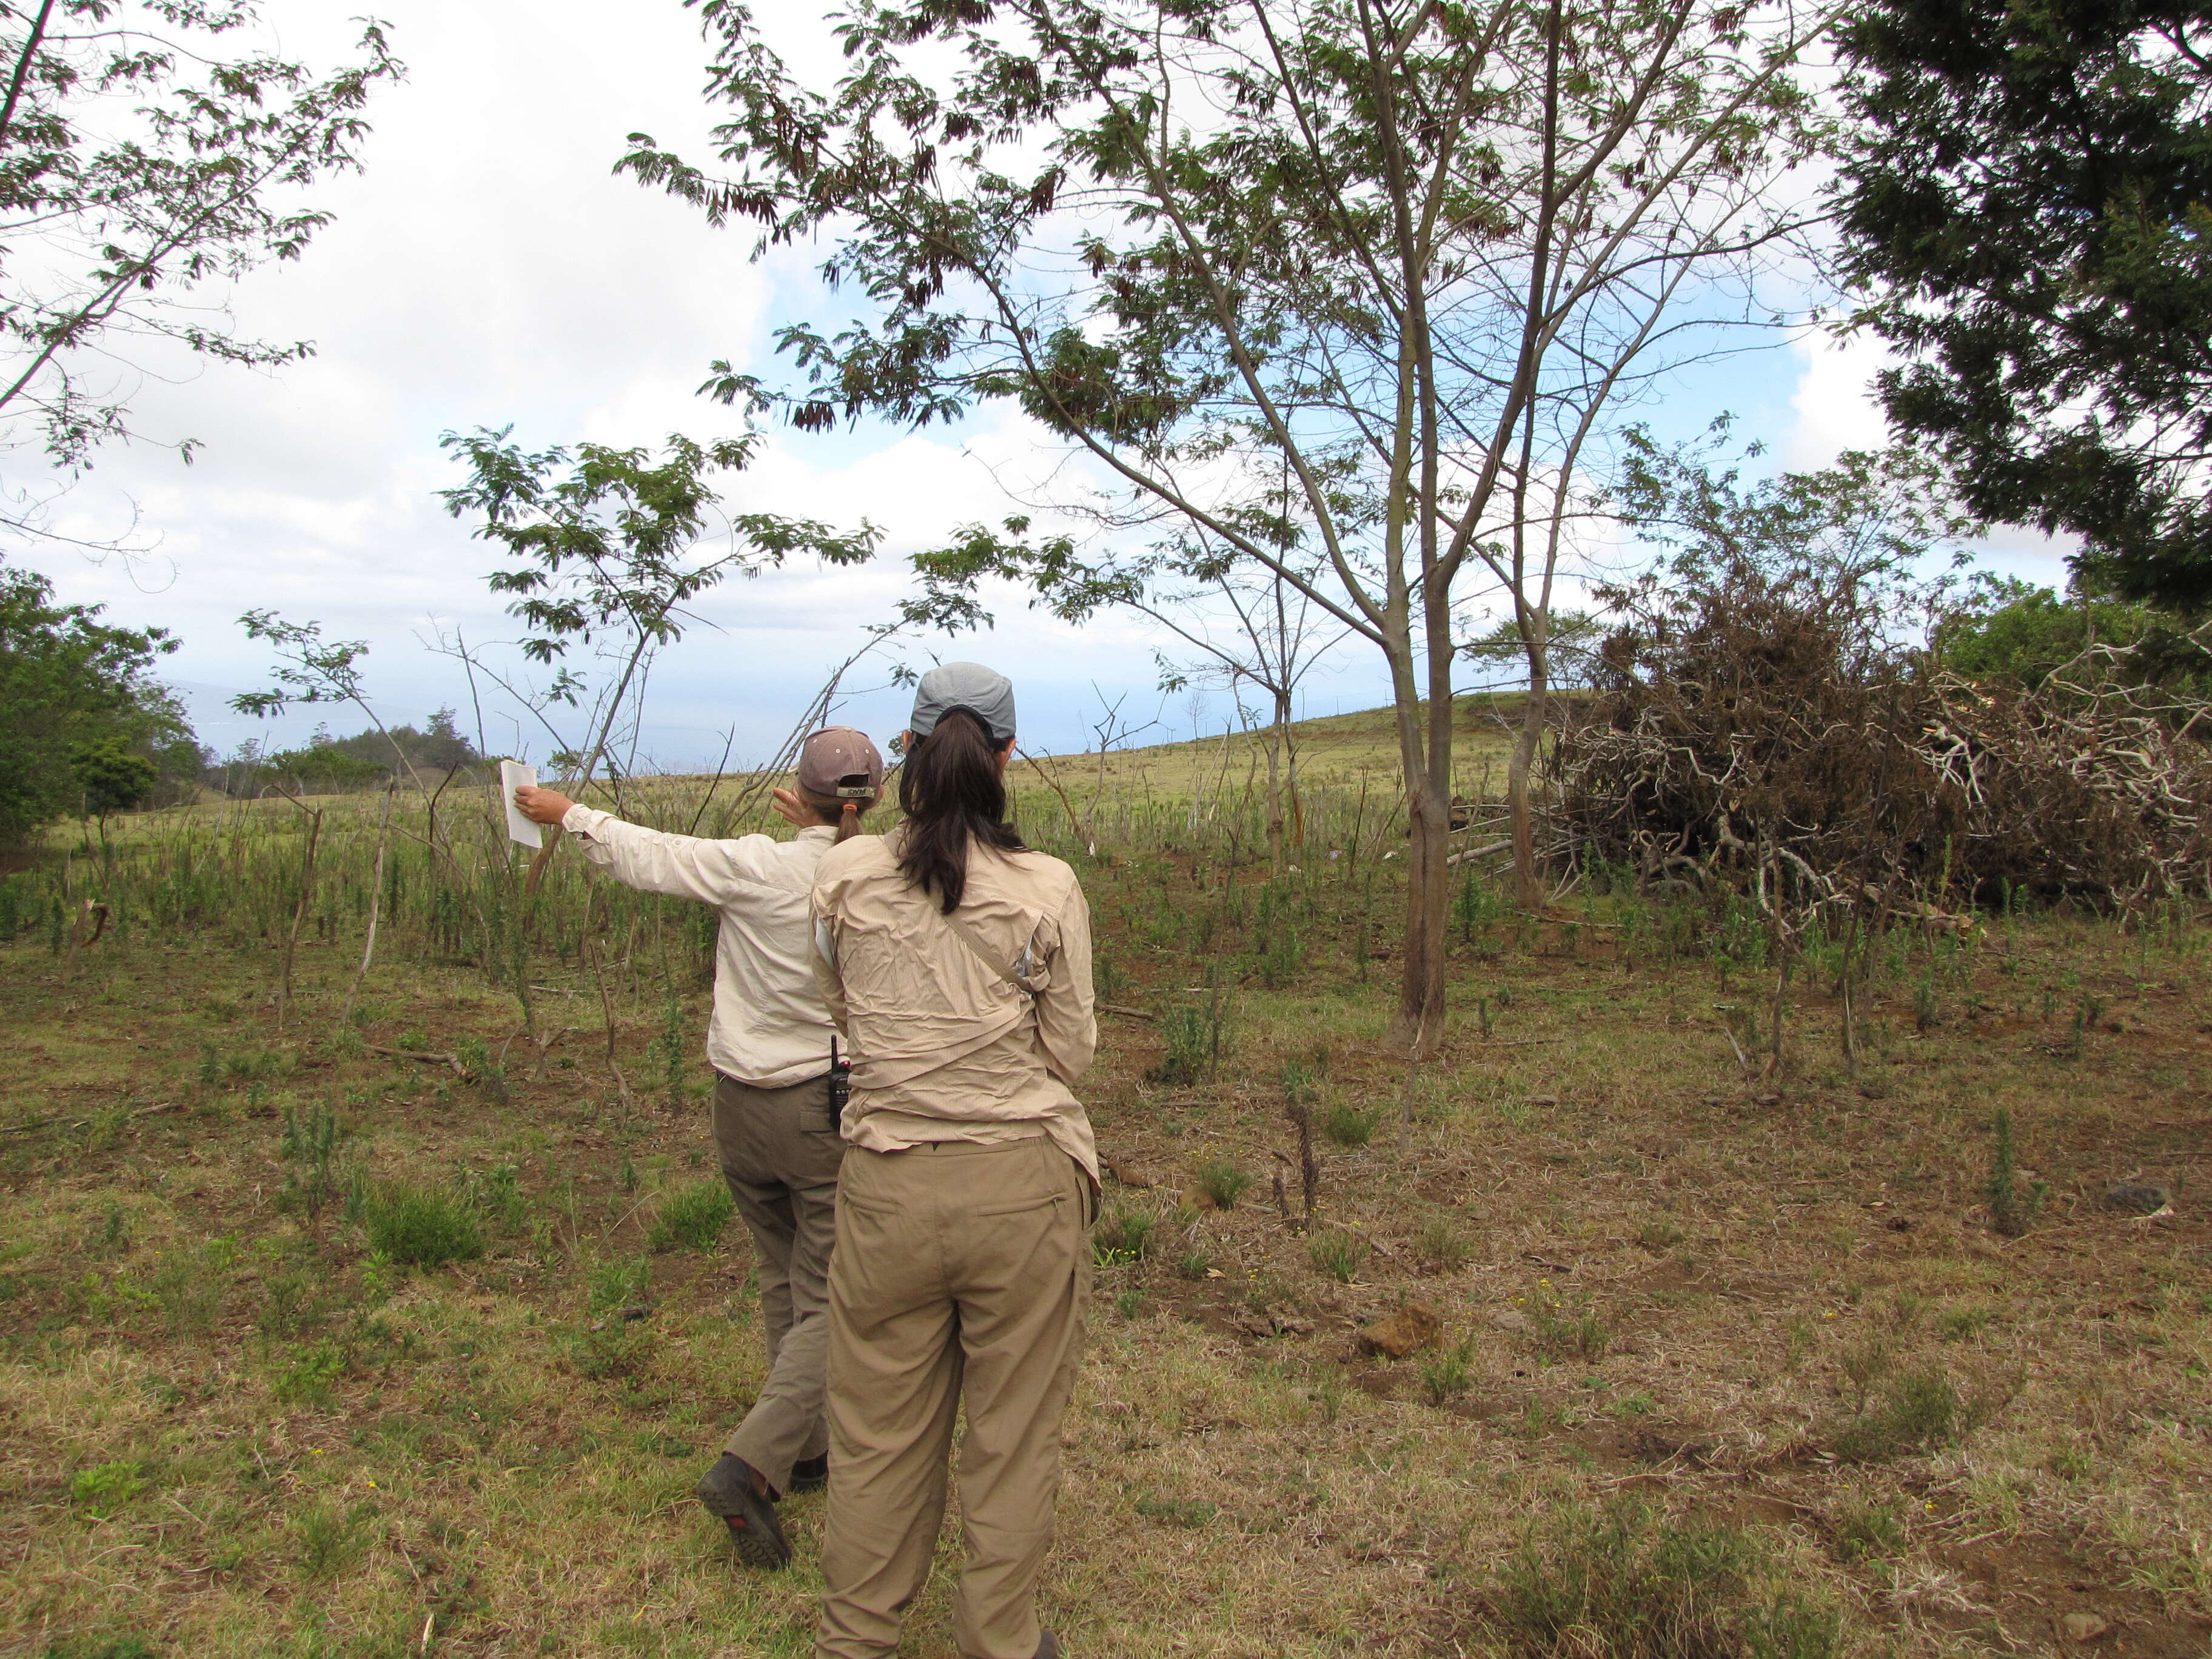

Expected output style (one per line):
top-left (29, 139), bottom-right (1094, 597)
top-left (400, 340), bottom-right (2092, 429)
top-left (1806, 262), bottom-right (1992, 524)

top-left (816, 1138), bottom-right (1091, 1659)
top-left (712, 1071), bottom-right (846, 1496)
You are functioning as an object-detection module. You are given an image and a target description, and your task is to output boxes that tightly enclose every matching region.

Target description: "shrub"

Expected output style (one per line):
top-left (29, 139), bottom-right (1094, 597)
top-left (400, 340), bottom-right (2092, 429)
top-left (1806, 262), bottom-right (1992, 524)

top-left (1530, 1295), bottom-right (1610, 1361)
top-left (1491, 1498), bottom-right (1842, 1659)
top-left (1419, 1213), bottom-right (1473, 1268)
top-left (1985, 1110), bottom-right (2047, 1238)
top-left (1194, 1156), bottom-right (1252, 1210)
top-left (147, 1236), bottom-right (236, 1334)
top-left (360, 1180), bottom-right (484, 1267)
top-left (1831, 1369), bottom-right (1965, 1462)
top-left (647, 1179), bottom-right (736, 1253)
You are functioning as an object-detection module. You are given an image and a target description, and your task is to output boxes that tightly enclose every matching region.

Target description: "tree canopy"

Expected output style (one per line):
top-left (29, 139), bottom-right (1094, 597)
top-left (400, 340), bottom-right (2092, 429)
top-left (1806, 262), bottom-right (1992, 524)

top-left (0, 561), bottom-right (199, 841)
top-left (1835, 0), bottom-right (2212, 611)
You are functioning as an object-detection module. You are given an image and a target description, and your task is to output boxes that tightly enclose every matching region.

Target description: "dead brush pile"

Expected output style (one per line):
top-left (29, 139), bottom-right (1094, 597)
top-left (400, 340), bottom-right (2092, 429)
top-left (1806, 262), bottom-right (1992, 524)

top-left (1545, 561), bottom-right (2212, 908)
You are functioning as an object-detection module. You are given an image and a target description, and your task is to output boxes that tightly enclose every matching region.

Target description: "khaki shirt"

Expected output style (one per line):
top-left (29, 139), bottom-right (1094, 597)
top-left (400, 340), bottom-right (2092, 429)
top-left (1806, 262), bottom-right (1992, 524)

top-left (809, 830), bottom-right (1098, 1181)
top-left (563, 807), bottom-right (844, 1090)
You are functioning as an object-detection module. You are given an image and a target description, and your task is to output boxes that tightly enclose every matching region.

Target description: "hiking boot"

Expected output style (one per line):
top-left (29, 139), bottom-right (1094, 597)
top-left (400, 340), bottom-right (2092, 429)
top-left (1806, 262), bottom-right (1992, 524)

top-left (1034, 1633), bottom-right (1061, 1659)
top-left (694, 1453), bottom-right (790, 1569)
top-left (787, 1453), bottom-right (829, 1495)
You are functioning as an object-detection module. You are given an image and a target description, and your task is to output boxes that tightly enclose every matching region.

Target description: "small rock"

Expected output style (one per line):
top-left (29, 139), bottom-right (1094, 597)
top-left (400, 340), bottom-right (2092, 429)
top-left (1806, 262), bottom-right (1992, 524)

top-left (2059, 1614), bottom-right (2110, 1644)
top-left (1490, 1310), bottom-right (1530, 1333)
top-left (1357, 1301), bottom-right (1441, 1358)
top-left (2105, 1181), bottom-right (2171, 1215)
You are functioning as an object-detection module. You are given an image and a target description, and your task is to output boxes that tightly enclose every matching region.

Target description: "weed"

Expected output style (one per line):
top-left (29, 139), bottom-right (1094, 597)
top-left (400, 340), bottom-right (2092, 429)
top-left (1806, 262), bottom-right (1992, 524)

top-left (86, 1204), bottom-right (130, 1257)
top-left (1151, 989), bottom-right (1226, 1085)
top-left (1831, 1369), bottom-right (1970, 1461)
top-left (1492, 1497), bottom-right (1840, 1659)
top-left (295, 1501), bottom-right (366, 1578)
top-left (359, 1179), bottom-right (485, 1267)
top-left (1094, 1209), bottom-right (1158, 1264)
top-left (1194, 1155), bottom-right (1252, 1210)
top-left (1133, 1494), bottom-right (1215, 1527)
top-left (1419, 1213), bottom-right (1472, 1268)
top-left (646, 1178), bottom-right (735, 1252)
top-left (1938, 1305), bottom-right (1995, 1342)
top-left (1114, 1283), bottom-right (1145, 1318)
top-left (588, 1255), bottom-right (651, 1313)
top-left (147, 1235), bottom-right (236, 1334)
top-left (277, 1105), bottom-right (344, 1237)
top-left (1530, 1295), bottom-right (1610, 1362)
top-left (1830, 1494), bottom-right (1906, 1560)
top-left (1418, 1336), bottom-right (1478, 1404)
top-left (69, 1459), bottom-right (149, 1519)
top-left (1307, 1232), bottom-right (1363, 1282)
top-left (1178, 1248), bottom-right (1212, 1280)
top-left (1985, 1109), bottom-right (2047, 1238)
top-left (1637, 1219), bottom-right (1684, 1252)
top-left (457, 1161), bottom-right (530, 1233)
top-left (1322, 1102), bottom-right (1381, 1147)
top-left (271, 1339), bottom-right (349, 1407)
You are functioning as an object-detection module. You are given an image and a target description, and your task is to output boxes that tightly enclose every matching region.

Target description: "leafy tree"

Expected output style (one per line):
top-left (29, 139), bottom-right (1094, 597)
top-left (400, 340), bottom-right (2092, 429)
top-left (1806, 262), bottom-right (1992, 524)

top-left (70, 736), bottom-right (156, 820)
top-left (1940, 577), bottom-right (2212, 694)
top-left (0, 3), bottom-right (401, 545)
top-left (623, 0), bottom-right (1829, 1050)
top-left (1835, 0), bottom-right (2212, 611)
top-left (0, 561), bottom-right (193, 841)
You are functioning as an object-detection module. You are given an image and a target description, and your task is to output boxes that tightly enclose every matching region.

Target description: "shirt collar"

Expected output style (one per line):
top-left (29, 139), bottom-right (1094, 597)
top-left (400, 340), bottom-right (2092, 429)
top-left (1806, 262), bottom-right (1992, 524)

top-left (796, 824), bottom-right (840, 842)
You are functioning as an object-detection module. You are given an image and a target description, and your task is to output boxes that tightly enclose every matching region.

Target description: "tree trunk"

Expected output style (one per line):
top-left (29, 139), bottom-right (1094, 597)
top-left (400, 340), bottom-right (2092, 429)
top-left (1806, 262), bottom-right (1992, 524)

top-left (1508, 636), bottom-right (1551, 911)
top-left (1262, 691), bottom-right (1287, 871)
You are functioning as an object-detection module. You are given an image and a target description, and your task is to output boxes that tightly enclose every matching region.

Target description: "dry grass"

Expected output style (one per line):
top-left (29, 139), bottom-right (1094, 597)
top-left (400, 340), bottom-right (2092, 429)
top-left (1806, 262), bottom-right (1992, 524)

top-left (3, 755), bottom-right (2209, 1659)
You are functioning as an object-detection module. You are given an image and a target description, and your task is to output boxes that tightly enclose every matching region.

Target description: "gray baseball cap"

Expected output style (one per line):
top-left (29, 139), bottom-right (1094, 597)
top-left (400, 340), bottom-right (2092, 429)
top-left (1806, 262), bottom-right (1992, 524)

top-left (910, 662), bottom-right (1016, 746)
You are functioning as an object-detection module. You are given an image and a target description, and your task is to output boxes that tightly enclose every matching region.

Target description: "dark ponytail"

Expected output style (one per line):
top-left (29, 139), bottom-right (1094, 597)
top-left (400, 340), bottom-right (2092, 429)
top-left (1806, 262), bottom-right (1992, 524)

top-left (897, 709), bottom-right (1024, 912)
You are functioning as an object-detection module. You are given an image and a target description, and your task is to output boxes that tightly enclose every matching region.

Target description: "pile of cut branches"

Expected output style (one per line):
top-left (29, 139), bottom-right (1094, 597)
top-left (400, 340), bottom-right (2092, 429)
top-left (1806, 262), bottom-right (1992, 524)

top-left (1547, 578), bottom-right (2212, 912)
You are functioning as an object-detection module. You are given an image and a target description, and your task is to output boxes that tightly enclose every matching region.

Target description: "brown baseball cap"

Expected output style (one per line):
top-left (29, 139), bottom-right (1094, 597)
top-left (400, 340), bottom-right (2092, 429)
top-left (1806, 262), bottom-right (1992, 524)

top-left (796, 725), bottom-right (884, 800)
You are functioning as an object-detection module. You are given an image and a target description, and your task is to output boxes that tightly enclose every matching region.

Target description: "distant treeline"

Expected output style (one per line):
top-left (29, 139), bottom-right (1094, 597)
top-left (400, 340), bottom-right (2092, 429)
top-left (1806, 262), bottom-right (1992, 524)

top-left (209, 709), bottom-right (485, 796)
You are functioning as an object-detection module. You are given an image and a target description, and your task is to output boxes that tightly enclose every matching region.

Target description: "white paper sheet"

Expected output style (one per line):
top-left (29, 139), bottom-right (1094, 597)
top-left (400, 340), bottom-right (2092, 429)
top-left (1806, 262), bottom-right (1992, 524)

top-left (498, 760), bottom-right (543, 848)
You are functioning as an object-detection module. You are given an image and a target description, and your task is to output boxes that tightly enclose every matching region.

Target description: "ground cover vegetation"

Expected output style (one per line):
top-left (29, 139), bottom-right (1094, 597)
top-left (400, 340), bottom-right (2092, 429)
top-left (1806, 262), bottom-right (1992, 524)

top-left (2, 719), bottom-right (2207, 1658)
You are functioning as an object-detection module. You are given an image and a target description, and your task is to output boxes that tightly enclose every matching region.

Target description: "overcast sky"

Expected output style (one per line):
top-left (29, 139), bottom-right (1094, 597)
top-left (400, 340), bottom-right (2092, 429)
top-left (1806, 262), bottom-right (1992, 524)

top-left (10, 0), bottom-right (2072, 771)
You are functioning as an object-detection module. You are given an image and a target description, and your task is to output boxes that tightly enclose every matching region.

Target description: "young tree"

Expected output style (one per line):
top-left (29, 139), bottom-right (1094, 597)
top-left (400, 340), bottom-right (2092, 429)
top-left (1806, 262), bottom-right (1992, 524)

top-left (625, 0), bottom-right (1828, 1050)
top-left (437, 427), bottom-right (882, 799)
top-left (0, 4), bottom-right (401, 544)
top-left (1835, 0), bottom-right (2212, 612)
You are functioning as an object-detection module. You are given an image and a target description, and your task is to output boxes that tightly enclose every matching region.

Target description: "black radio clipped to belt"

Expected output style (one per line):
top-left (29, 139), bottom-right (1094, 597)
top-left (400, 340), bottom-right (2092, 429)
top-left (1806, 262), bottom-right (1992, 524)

top-left (825, 1036), bottom-right (851, 1130)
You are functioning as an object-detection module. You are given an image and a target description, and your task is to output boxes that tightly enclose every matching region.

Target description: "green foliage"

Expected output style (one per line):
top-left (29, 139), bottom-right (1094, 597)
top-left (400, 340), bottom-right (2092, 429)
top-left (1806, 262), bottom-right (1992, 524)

top-left (1307, 1232), bottom-right (1362, 1282)
top-left (0, 8), bottom-right (398, 477)
top-left (1193, 1156), bottom-right (1252, 1212)
top-left (1418, 1335), bottom-right (1478, 1404)
top-left (358, 1180), bottom-right (484, 1268)
top-left (294, 1501), bottom-right (369, 1578)
top-left (1985, 1109), bottom-right (2048, 1238)
top-left (147, 1236), bottom-right (237, 1335)
top-left (1940, 580), bottom-right (2207, 692)
top-left (1150, 989), bottom-right (1225, 1086)
top-left (69, 1460), bottom-right (150, 1520)
top-left (270, 1340), bottom-right (349, 1408)
top-left (0, 565), bottom-right (199, 844)
top-left (1492, 1498), bottom-right (1842, 1659)
top-left (1831, 1495), bottom-right (1906, 1560)
top-left (1530, 1295), bottom-right (1611, 1362)
top-left (1093, 1209), bottom-right (1157, 1265)
top-left (1322, 1102), bottom-right (1381, 1147)
top-left (278, 1107), bottom-right (345, 1236)
top-left (1831, 1369), bottom-right (1967, 1462)
top-left (1836, 0), bottom-right (2212, 609)
top-left (646, 1179), bottom-right (736, 1253)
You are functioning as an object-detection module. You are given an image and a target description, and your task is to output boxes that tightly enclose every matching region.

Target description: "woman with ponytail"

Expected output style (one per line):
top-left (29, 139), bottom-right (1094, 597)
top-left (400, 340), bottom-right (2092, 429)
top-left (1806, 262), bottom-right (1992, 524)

top-left (809, 663), bottom-right (1096, 1659)
top-left (514, 725), bottom-right (883, 1572)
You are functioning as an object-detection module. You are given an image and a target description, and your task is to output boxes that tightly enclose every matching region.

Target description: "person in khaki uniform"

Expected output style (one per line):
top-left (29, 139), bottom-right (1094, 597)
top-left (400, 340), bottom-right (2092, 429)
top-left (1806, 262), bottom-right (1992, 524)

top-left (512, 726), bottom-right (885, 1571)
top-left (809, 663), bottom-right (1097, 1659)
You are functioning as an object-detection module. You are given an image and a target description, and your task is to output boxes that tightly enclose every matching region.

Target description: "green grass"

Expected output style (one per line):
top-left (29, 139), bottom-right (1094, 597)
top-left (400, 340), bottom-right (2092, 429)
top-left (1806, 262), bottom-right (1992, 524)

top-left (358, 1179), bottom-right (484, 1267)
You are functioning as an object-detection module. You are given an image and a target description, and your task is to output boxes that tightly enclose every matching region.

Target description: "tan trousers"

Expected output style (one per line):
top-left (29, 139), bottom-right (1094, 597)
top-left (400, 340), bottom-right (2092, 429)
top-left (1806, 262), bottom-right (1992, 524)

top-left (712, 1071), bottom-right (846, 1496)
top-left (816, 1138), bottom-right (1091, 1659)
